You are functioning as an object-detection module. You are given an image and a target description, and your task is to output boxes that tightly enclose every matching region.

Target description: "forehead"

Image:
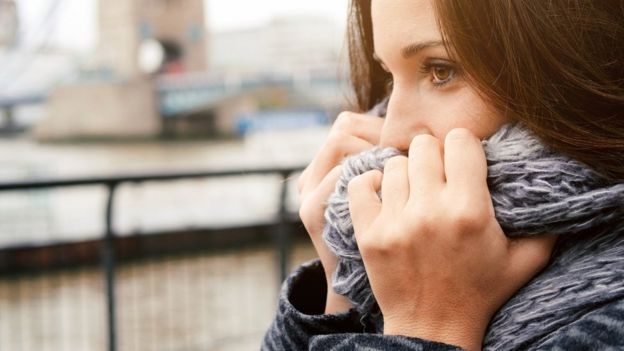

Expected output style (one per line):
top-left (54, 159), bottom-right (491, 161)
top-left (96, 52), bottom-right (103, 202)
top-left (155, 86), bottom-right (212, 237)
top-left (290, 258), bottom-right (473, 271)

top-left (371, 0), bottom-right (442, 59)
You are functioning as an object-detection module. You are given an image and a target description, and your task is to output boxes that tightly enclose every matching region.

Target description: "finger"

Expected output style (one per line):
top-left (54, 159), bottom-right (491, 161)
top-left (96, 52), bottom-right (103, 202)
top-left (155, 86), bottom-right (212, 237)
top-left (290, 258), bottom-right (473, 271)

top-left (444, 128), bottom-right (488, 196)
top-left (381, 155), bottom-right (409, 213)
top-left (508, 234), bottom-right (558, 283)
top-left (297, 168), bottom-right (309, 194)
top-left (299, 166), bottom-right (345, 280)
top-left (334, 112), bottom-right (385, 144)
top-left (301, 112), bottom-right (382, 195)
top-left (299, 165), bottom-right (344, 238)
top-left (301, 135), bottom-right (374, 196)
top-left (348, 170), bottom-right (383, 237)
top-left (408, 134), bottom-right (445, 201)
top-left (314, 165), bottom-right (344, 206)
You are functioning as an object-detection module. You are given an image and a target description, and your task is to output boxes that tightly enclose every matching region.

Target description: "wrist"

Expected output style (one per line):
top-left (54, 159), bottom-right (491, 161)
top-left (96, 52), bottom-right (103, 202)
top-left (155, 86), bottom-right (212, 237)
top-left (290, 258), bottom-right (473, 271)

top-left (316, 256), bottom-right (354, 314)
top-left (324, 276), bottom-right (354, 314)
top-left (383, 312), bottom-right (488, 351)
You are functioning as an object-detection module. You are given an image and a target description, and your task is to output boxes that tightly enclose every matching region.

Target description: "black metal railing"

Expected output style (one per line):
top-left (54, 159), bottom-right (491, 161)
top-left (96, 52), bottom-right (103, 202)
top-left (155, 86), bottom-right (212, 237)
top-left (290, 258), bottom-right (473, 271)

top-left (0, 166), bottom-right (304, 351)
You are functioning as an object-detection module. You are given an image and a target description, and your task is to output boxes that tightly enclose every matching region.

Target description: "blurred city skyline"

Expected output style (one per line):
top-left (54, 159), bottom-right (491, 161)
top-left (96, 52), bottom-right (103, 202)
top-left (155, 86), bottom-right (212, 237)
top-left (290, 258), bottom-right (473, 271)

top-left (16, 0), bottom-right (349, 52)
top-left (1, 3), bottom-right (343, 349)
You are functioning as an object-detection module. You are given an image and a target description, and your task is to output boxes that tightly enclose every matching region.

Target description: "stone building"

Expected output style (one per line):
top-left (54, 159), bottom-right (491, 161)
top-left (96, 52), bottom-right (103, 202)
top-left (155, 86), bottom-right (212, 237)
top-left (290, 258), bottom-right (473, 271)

top-left (97, 0), bottom-right (207, 78)
top-left (211, 15), bottom-right (344, 76)
top-left (0, 0), bottom-right (18, 48)
top-left (36, 0), bottom-right (209, 140)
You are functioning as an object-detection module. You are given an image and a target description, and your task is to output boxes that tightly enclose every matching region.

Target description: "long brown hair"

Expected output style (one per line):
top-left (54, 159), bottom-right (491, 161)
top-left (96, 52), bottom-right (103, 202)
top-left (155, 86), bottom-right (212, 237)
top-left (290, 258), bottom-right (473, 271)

top-left (347, 0), bottom-right (624, 180)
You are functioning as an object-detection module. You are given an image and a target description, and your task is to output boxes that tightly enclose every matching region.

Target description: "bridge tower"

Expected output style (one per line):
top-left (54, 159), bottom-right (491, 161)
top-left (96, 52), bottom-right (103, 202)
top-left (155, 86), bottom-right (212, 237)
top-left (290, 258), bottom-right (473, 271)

top-left (35, 0), bottom-right (208, 140)
top-left (97, 0), bottom-right (208, 78)
top-left (0, 0), bottom-right (18, 48)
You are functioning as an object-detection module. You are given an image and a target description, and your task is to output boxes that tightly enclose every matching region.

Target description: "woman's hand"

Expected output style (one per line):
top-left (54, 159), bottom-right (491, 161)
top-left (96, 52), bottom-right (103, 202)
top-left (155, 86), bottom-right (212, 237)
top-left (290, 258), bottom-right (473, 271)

top-left (297, 111), bottom-right (384, 314)
top-left (347, 128), bottom-right (558, 351)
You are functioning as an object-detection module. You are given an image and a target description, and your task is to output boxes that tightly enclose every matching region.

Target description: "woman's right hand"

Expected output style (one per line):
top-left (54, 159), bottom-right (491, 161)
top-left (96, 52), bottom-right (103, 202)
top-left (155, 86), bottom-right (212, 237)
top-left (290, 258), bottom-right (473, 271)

top-left (297, 111), bottom-right (383, 314)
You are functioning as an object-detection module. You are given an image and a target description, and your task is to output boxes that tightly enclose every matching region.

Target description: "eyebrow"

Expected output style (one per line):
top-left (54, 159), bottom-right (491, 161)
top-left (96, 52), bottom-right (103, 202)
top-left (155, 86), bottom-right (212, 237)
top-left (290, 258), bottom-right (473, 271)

top-left (373, 40), bottom-right (445, 65)
top-left (401, 40), bottom-right (444, 59)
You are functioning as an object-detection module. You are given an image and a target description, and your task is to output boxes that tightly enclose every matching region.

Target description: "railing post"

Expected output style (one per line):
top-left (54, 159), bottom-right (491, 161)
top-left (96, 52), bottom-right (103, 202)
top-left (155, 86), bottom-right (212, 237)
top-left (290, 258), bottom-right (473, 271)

top-left (103, 182), bottom-right (118, 351)
top-left (3, 105), bottom-right (15, 131)
top-left (276, 172), bottom-right (291, 285)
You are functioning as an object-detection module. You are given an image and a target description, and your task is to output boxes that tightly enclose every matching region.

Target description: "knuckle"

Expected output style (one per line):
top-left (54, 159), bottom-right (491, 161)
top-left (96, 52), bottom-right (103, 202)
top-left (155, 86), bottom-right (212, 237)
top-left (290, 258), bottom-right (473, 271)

top-left (359, 234), bottom-right (392, 256)
top-left (325, 130), bottom-right (348, 153)
top-left (410, 134), bottom-right (440, 149)
top-left (357, 234), bottom-right (374, 252)
top-left (347, 174), bottom-right (367, 194)
top-left (411, 133), bottom-right (439, 147)
top-left (334, 111), bottom-right (354, 131)
top-left (296, 172), bottom-right (307, 193)
top-left (449, 205), bottom-right (486, 233)
top-left (366, 169), bottom-right (383, 180)
top-left (385, 226), bottom-right (409, 248)
top-left (402, 202), bottom-right (435, 232)
top-left (445, 128), bottom-right (477, 143)
top-left (298, 199), bottom-right (314, 225)
top-left (384, 155), bottom-right (408, 171)
top-left (358, 223), bottom-right (417, 258)
top-left (379, 229), bottom-right (412, 254)
top-left (298, 196), bottom-right (324, 235)
top-left (409, 211), bottom-right (436, 234)
top-left (330, 164), bottom-right (343, 176)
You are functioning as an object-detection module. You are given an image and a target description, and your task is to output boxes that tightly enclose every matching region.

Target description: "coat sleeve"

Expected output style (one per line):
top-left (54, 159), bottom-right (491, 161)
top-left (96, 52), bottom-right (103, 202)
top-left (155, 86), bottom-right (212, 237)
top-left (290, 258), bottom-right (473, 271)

top-left (308, 299), bottom-right (624, 351)
top-left (309, 333), bottom-right (463, 350)
top-left (261, 259), bottom-right (364, 350)
top-left (529, 298), bottom-right (624, 350)
top-left (261, 259), bottom-right (462, 351)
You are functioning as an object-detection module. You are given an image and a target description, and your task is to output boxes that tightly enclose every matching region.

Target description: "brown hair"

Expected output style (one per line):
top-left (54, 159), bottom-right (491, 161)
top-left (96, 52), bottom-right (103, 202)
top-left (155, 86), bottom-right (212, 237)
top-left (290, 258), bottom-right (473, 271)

top-left (347, 0), bottom-right (624, 180)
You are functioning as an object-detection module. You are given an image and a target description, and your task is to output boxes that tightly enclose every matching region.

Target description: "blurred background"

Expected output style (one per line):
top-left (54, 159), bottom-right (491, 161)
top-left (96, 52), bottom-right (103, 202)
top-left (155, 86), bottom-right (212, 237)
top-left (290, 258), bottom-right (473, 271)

top-left (0, 0), bottom-right (351, 349)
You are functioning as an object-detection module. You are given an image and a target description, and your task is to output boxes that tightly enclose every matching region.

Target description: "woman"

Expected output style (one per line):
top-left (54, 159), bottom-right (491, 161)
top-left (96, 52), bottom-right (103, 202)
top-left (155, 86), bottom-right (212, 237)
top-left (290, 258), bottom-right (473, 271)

top-left (263, 0), bottom-right (623, 350)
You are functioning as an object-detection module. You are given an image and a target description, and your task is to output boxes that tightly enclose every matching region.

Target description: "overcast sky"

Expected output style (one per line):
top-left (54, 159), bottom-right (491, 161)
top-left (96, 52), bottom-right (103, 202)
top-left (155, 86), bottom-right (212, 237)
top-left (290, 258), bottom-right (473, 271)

top-left (15, 0), bottom-right (349, 52)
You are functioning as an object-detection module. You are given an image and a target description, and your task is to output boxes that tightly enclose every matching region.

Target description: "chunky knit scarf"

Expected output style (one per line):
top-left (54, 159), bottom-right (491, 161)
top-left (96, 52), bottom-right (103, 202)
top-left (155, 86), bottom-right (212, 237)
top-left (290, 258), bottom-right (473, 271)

top-left (322, 122), bottom-right (624, 340)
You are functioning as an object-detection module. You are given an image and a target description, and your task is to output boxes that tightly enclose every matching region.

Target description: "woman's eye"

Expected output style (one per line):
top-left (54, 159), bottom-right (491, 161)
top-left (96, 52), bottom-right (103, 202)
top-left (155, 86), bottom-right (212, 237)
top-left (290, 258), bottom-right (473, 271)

top-left (421, 59), bottom-right (458, 88)
top-left (432, 66), bottom-right (453, 83)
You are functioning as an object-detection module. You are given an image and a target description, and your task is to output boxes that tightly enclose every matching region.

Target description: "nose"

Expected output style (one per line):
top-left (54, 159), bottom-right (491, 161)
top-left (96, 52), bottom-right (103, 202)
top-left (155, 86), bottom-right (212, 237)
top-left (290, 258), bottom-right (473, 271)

top-left (378, 92), bottom-right (432, 152)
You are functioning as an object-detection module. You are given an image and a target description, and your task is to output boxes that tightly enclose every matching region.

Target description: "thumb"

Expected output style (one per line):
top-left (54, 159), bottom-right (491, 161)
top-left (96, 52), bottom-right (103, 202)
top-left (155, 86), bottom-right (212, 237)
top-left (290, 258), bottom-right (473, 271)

top-left (508, 234), bottom-right (558, 283)
top-left (347, 170), bottom-right (383, 237)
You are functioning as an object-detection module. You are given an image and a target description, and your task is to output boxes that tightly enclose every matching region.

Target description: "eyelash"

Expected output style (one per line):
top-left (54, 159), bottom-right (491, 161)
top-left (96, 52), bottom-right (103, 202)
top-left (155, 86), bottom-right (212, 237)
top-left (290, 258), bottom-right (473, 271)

top-left (383, 59), bottom-right (459, 90)
top-left (420, 60), bottom-right (458, 88)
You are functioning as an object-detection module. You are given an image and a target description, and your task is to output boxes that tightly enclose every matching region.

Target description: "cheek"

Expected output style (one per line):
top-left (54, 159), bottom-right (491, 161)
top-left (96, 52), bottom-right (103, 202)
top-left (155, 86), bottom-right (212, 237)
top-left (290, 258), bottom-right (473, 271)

top-left (426, 88), bottom-right (507, 140)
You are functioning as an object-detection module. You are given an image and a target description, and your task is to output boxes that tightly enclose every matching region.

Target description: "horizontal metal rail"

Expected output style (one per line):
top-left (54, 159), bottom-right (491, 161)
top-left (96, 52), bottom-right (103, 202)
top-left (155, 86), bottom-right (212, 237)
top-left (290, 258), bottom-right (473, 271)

top-left (0, 166), bottom-right (303, 190)
top-left (0, 165), bottom-right (305, 351)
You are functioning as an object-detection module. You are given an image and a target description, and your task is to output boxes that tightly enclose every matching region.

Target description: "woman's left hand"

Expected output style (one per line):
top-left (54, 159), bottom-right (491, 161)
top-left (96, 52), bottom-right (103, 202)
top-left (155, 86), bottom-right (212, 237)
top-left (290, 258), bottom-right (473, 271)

top-left (347, 128), bottom-right (558, 351)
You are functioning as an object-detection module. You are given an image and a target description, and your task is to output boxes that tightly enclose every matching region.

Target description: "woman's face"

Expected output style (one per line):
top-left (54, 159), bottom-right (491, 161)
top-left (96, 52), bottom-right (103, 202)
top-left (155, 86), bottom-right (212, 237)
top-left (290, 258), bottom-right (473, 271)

top-left (372, 0), bottom-right (509, 151)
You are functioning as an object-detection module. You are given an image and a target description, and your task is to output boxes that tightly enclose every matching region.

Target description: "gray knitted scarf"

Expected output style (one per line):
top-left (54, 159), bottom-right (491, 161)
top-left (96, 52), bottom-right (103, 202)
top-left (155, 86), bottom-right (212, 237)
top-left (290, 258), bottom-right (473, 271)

top-left (322, 122), bottom-right (624, 339)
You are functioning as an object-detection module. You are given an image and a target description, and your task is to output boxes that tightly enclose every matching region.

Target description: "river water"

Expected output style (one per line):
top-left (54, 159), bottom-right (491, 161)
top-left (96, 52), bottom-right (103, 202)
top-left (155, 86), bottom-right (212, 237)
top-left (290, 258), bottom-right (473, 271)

top-left (0, 128), bottom-right (329, 350)
top-left (0, 127), bottom-right (329, 247)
